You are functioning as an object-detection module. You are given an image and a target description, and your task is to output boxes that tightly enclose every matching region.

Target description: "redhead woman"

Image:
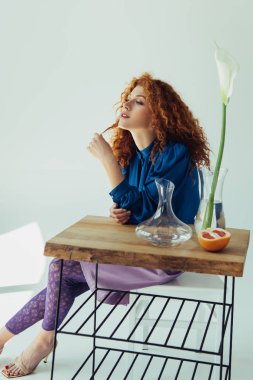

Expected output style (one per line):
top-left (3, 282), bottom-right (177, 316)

top-left (0, 72), bottom-right (210, 377)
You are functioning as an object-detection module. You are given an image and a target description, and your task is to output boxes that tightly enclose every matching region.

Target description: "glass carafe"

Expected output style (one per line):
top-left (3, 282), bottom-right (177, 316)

top-left (194, 166), bottom-right (228, 234)
top-left (135, 178), bottom-right (192, 247)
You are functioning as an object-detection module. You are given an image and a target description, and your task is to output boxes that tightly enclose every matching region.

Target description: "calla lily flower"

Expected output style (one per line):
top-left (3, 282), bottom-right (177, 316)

top-left (214, 40), bottom-right (240, 106)
top-left (201, 42), bottom-right (239, 229)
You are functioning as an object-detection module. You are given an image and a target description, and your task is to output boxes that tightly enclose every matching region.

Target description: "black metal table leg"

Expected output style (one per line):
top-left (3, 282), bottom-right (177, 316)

top-left (228, 277), bottom-right (235, 380)
top-left (220, 275), bottom-right (227, 380)
top-left (50, 259), bottom-right (64, 380)
top-left (219, 276), bottom-right (235, 380)
top-left (91, 263), bottom-right (98, 379)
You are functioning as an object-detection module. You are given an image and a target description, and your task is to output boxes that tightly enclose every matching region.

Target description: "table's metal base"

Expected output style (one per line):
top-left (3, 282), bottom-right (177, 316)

top-left (49, 261), bottom-right (235, 380)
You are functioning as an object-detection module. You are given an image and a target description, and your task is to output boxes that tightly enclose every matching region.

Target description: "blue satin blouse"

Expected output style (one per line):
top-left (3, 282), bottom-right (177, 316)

top-left (109, 139), bottom-right (200, 225)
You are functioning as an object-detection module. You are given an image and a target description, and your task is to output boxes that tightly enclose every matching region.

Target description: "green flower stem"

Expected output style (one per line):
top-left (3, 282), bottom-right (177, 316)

top-left (201, 102), bottom-right (227, 229)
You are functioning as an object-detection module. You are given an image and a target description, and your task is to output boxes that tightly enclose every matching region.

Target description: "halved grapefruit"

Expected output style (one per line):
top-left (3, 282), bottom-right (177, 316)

top-left (197, 227), bottom-right (231, 252)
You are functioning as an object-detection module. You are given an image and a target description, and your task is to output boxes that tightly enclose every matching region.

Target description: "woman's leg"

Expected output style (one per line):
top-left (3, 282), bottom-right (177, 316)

top-left (41, 258), bottom-right (89, 331)
top-left (1, 258), bottom-right (89, 376)
top-left (0, 289), bottom-right (49, 354)
top-left (4, 258), bottom-right (89, 334)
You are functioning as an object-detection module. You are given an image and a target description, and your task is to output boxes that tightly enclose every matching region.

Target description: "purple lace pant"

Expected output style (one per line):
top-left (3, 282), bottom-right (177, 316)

top-left (5, 258), bottom-right (90, 334)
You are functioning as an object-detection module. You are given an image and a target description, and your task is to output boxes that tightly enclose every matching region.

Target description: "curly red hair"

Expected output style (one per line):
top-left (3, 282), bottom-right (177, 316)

top-left (102, 72), bottom-right (211, 175)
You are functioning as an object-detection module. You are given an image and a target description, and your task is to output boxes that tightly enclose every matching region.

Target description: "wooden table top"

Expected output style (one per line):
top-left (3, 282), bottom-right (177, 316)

top-left (44, 215), bottom-right (250, 277)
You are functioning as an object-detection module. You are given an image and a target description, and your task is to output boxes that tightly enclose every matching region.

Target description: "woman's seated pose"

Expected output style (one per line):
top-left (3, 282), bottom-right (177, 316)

top-left (0, 72), bottom-right (210, 377)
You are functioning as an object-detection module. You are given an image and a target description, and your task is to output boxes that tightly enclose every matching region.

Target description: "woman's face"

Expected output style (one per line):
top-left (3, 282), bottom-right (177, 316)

top-left (118, 85), bottom-right (152, 131)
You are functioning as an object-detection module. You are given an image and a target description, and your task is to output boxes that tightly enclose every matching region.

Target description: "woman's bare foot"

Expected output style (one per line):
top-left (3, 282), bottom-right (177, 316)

top-left (0, 327), bottom-right (15, 354)
top-left (2, 329), bottom-right (55, 377)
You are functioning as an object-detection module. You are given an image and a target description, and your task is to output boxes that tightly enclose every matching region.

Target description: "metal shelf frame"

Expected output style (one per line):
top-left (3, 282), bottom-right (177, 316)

top-left (49, 261), bottom-right (235, 380)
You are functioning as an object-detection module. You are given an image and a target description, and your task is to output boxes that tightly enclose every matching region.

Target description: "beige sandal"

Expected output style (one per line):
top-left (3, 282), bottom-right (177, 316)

top-left (1, 340), bottom-right (57, 378)
top-left (1, 351), bottom-right (36, 378)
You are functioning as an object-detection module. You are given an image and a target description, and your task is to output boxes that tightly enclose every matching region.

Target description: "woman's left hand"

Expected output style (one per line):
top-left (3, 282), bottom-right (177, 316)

top-left (87, 133), bottom-right (114, 163)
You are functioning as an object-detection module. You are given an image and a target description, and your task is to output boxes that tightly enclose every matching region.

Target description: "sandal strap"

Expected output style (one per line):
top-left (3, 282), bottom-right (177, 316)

top-left (13, 353), bottom-right (31, 375)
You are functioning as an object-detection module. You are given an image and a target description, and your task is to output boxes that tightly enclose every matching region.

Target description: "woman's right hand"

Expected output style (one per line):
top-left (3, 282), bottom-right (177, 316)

top-left (109, 202), bottom-right (131, 224)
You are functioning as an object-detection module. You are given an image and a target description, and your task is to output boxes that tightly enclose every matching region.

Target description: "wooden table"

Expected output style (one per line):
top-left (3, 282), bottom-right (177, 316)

top-left (44, 215), bottom-right (250, 380)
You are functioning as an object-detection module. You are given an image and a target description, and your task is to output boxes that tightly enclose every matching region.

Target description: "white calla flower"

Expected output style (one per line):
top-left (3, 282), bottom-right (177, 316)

top-left (202, 42), bottom-right (239, 229)
top-left (214, 41), bottom-right (240, 105)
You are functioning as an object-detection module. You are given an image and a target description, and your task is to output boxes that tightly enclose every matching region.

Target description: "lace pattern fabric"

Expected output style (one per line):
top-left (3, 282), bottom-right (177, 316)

top-left (5, 258), bottom-right (89, 334)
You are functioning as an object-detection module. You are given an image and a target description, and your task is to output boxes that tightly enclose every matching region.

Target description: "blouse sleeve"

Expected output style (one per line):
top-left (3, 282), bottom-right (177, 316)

top-left (109, 143), bottom-right (191, 224)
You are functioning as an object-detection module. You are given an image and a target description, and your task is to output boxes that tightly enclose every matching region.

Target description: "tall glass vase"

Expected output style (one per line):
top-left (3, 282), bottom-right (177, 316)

top-left (135, 178), bottom-right (192, 247)
top-left (194, 167), bottom-right (228, 234)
